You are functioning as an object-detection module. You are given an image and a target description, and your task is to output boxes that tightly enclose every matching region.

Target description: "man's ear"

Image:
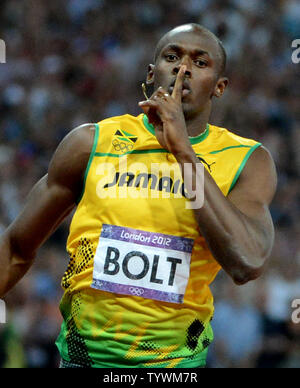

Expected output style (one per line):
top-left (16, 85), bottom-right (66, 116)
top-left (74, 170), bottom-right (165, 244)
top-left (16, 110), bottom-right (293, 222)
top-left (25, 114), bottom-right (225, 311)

top-left (146, 64), bottom-right (155, 85)
top-left (213, 77), bottom-right (229, 98)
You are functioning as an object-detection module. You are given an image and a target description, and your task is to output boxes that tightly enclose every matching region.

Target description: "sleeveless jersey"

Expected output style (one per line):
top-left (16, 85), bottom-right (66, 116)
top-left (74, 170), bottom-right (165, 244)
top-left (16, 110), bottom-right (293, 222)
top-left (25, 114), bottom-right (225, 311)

top-left (55, 113), bottom-right (261, 368)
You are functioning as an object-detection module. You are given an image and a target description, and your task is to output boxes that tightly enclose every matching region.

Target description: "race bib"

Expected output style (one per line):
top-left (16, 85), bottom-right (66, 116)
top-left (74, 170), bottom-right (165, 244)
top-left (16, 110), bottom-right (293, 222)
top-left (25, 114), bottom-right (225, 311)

top-left (91, 224), bottom-right (194, 304)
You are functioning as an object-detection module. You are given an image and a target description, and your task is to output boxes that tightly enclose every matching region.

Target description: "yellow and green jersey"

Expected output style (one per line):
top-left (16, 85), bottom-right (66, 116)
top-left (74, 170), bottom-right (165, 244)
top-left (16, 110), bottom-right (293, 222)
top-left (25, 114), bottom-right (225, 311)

top-left (55, 113), bottom-right (261, 368)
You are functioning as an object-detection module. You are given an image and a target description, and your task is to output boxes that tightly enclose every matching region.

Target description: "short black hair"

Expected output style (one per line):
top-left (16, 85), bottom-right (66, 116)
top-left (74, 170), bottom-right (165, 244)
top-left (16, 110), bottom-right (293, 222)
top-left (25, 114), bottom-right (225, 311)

top-left (154, 23), bottom-right (227, 76)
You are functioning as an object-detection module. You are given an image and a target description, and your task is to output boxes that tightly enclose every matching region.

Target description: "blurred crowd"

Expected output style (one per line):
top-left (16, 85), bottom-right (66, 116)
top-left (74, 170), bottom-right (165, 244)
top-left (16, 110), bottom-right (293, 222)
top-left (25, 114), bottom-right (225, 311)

top-left (0, 0), bottom-right (299, 368)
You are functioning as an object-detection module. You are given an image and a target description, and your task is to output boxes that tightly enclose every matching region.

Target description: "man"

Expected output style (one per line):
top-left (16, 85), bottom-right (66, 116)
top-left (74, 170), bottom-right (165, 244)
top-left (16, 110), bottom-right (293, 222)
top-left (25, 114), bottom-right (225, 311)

top-left (0, 24), bottom-right (277, 368)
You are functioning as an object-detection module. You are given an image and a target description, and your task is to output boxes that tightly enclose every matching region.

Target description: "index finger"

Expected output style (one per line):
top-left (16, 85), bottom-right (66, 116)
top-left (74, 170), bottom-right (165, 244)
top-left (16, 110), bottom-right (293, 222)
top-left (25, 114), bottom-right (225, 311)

top-left (171, 65), bottom-right (187, 102)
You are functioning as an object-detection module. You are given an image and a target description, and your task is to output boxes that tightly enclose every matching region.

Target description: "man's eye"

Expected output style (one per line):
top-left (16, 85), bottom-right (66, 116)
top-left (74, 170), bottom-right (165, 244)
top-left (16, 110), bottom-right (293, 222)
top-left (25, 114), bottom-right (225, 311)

top-left (195, 59), bottom-right (207, 67)
top-left (165, 54), bottom-right (178, 61)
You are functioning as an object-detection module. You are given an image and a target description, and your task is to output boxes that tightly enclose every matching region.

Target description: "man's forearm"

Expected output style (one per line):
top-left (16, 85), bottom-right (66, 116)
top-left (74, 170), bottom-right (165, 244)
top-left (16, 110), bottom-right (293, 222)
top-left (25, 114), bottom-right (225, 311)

top-left (175, 150), bottom-right (273, 284)
top-left (0, 232), bottom-right (35, 297)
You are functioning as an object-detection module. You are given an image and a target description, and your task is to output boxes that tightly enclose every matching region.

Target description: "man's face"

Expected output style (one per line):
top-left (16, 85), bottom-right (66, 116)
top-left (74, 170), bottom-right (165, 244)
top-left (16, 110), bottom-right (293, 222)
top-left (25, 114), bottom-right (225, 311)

top-left (149, 30), bottom-right (224, 117)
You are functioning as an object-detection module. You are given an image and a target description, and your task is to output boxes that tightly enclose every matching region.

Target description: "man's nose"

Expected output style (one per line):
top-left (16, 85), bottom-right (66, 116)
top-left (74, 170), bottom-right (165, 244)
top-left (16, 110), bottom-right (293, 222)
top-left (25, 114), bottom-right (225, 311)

top-left (172, 56), bottom-right (192, 78)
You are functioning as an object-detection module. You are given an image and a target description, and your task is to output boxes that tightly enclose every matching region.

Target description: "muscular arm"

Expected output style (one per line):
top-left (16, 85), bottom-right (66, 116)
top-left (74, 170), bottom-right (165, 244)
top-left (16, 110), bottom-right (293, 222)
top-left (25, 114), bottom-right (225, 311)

top-left (0, 124), bottom-right (95, 297)
top-left (175, 145), bottom-right (277, 285)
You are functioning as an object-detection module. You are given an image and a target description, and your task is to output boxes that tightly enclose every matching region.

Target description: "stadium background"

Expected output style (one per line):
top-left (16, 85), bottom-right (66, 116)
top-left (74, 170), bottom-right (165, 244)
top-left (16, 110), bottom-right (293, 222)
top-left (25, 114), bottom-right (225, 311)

top-left (0, 0), bottom-right (299, 368)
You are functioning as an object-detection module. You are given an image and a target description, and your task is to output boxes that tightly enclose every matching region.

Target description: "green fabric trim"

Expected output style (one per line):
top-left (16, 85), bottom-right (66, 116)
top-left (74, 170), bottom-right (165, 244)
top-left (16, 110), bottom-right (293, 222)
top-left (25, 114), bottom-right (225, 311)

top-left (189, 123), bottom-right (209, 144)
top-left (142, 114), bottom-right (209, 145)
top-left (228, 143), bottom-right (262, 194)
top-left (209, 144), bottom-right (252, 155)
top-left (142, 113), bottom-right (156, 135)
top-left (76, 123), bottom-right (100, 204)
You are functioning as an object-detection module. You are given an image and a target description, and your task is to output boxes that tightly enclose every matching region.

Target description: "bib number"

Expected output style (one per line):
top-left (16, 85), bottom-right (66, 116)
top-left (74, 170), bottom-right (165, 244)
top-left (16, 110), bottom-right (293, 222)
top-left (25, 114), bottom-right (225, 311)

top-left (91, 224), bottom-right (194, 304)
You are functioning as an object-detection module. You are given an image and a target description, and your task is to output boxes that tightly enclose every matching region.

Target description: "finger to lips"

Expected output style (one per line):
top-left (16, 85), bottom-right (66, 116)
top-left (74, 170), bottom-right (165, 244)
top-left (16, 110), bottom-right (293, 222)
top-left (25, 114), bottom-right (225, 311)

top-left (172, 65), bottom-right (187, 101)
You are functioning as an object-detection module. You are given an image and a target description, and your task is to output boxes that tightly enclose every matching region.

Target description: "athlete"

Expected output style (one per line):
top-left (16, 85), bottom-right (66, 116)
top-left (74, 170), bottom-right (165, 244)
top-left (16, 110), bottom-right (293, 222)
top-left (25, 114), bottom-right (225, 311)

top-left (0, 24), bottom-right (277, 368)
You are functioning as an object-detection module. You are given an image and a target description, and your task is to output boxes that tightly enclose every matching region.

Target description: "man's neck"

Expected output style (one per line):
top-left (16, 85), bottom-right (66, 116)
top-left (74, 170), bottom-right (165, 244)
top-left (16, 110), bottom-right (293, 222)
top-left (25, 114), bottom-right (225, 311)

top-left (184, 104), bottom-right (211, 138)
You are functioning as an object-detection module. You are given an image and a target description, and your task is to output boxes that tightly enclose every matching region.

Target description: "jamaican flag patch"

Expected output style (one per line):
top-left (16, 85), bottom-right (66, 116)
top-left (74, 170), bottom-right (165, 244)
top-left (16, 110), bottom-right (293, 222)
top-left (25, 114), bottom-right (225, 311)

top-left (114, 129), bottom-right (138, 144)
top-left (112, 130), bottom-right (138, 153)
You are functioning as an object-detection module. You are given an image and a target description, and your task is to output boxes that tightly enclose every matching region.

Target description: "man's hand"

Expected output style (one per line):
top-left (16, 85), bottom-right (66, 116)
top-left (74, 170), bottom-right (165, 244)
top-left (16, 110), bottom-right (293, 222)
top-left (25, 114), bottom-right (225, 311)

top-left (139, 65), bottom-right (192, 155)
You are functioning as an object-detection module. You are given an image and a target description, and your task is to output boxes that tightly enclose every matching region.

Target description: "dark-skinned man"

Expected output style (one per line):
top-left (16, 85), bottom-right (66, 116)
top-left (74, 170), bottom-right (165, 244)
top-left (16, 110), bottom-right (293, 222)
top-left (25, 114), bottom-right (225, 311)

top-left (0, 23), bottom-right (277, 368)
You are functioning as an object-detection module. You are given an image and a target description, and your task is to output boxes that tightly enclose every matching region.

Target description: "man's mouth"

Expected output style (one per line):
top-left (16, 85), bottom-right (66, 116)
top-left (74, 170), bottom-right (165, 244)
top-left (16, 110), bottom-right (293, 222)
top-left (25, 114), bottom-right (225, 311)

top-left (168, 80), bottom-right (191, 97)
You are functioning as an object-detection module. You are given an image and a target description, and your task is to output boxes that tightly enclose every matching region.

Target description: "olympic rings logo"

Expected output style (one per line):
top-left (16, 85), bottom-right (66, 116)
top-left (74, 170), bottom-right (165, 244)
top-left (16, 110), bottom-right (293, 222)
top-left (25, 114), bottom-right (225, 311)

top-left (129, 287), bottom-right (145, 296)
top-left (112, 139), bottom-right (133, 153)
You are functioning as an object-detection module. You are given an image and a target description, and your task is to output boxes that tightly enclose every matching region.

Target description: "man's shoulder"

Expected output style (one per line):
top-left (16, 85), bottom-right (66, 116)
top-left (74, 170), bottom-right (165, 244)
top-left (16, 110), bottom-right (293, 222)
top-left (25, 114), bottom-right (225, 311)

top-left (211, 125), bottom-right (275, 178)
top-left (61, 123), bottom-right (96, 156)
top-left (47, 123), bottom-right (98, 200)
top-left (210, 123), bottom-right (260, 148)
